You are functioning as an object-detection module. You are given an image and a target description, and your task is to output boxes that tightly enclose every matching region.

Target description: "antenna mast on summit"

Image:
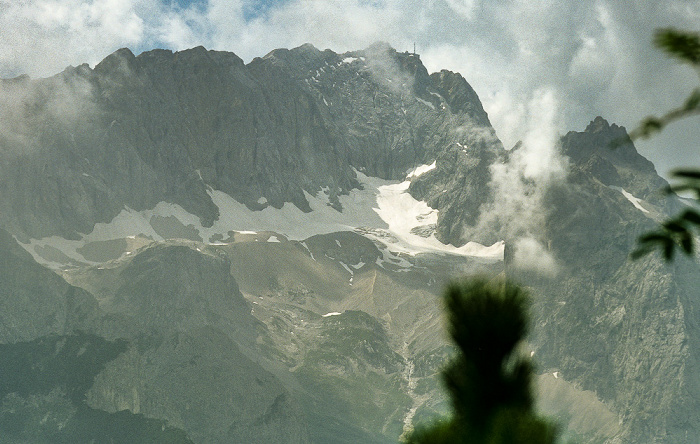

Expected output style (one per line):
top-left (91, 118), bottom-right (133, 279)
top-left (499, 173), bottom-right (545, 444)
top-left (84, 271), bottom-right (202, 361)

top-left (413, 42), bottom-right (416, 55)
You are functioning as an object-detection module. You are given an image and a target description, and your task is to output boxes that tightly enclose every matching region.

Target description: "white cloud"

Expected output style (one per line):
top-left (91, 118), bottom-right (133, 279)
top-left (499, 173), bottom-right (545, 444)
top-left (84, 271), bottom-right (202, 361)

top-left (463, 87), bottom-right (566, 274)
top-left (513, 237), bottom-right (559, 277)
top-left (0, 0), bottom-right (146, 77)
top-left (0, 0), bottom-right (699, 176)
top-left (444, 0), bottom-right (477, 20)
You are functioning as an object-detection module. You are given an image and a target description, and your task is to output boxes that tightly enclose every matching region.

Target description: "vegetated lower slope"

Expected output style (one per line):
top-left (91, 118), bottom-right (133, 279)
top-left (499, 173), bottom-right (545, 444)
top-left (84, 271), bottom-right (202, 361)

top-left (60, 230), bottom-right (500, 444)
top-left (0, 228), bottom-right (192, 442)
top-left (0, 41), bottom-right (698, 444)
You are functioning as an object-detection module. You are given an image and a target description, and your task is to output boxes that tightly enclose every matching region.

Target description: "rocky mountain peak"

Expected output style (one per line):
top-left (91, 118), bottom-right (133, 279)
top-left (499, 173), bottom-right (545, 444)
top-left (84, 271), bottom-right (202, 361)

top-left (585, 115), bottom-right (612, 132)
top-left (562, 116), bottom-right (668, 203)
top-left (94, 47), bottom-right (136, 74)
top-left (261, 43), bottom-right (326, 67)
top-left (1, 42), bottom-right (700, 444)
top-left (429, 69), bottom-right (490, 126)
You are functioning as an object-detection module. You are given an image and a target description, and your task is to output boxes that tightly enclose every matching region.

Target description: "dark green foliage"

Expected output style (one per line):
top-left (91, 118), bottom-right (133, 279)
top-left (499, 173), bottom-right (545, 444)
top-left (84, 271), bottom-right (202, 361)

top-left (0, 332), bottom-right (192, 443)
top-left (0, 331), bottom-right (128, 403)
top-left (632, 207), bottom-right (700, 260)
top-left (627, 28), bottom-right (700, 260)
top-left (406, 279), bottom-right (557, 444)
top-left (654, 28), bottom-right (700, 65)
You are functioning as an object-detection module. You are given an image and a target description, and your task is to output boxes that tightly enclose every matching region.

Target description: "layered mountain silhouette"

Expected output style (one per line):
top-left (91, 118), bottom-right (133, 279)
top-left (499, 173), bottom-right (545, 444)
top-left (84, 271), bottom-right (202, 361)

top-left (0, 43), bottom-right (696, 443)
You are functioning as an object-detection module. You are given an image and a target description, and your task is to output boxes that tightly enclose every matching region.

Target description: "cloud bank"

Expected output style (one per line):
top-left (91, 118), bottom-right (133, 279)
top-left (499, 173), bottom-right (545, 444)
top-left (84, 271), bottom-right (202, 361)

top-left (1, 0), bottom-right (699, 176)
top-left (476, 88), bottom-right (567, 276)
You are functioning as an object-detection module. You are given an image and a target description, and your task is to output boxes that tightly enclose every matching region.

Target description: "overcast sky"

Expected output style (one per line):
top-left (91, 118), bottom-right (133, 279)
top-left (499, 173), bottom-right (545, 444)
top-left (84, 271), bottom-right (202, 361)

top-left (1, 0), bottom-right (699, 178)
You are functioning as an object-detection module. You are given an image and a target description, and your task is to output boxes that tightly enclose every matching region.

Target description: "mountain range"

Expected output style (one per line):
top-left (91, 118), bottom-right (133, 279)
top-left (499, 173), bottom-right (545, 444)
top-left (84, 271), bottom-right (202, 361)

top-left (0, 42), bottom-right (697, 443)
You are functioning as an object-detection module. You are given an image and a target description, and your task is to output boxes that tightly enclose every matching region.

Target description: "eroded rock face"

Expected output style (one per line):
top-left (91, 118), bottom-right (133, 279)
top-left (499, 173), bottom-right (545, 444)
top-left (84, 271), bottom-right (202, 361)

top-left (2, 42), bottom-right (700, 444)
top-left (520, 118), bottom-right (700, 444)
top-left (0, 229), bottom-right (101, 343)
top-left (0, 43), bottom-right (500, 243)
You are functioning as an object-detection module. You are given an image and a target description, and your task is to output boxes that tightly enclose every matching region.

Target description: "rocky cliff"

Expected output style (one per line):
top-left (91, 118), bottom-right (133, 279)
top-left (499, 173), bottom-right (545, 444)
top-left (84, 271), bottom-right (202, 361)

top-left (0, 43), bottom-right (499, 247)
top-left (0, 43), bottom-right (698, 444)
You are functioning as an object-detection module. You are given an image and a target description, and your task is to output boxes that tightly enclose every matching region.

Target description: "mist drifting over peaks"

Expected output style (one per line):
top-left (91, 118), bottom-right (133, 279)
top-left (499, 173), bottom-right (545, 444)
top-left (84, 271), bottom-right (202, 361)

top-left (476, 88), bottom-right (566, 276)
top-left (0, 69), bottom-right (97, 156)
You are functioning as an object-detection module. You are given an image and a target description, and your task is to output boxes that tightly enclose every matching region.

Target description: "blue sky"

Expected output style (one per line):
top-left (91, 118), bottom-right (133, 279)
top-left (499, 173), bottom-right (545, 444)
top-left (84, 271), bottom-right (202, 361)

top-left (1, 0), bottom-right (699, 177)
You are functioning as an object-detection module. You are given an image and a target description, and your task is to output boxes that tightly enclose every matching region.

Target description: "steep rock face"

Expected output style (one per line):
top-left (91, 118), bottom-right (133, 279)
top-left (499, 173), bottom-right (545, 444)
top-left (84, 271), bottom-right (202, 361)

top-left (0, 229), bottom-right (100, 342)
top-left (429, 70), bottom-right (490, 125)
top-left (519, 118), bottom-right (700, 443)
top-left (247, 42), bottom-right (501, 240)
top-left (67, 243), bottom-right (311, 443)
top-left (560, 116), bottom-right (669, 206)
top-left (0, 43), bottom-right (501, 246)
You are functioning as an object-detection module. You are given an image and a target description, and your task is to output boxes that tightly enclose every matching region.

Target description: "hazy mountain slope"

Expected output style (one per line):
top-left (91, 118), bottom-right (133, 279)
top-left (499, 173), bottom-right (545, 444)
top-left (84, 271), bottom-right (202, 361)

top-left (62, 231), bottom-right (500, 443)
top-left (521, 118), bottom-right (700, 443)
top-left (0, 42), bottom-right (699, 444)
top-left (0, 228), bottom-right (100, 343)
top-left (0, 43), bottom-right (500, 249)
top-left (66, 243), bottom-right (312, 444)
top-left (0, 230), bottom-right (196, 441)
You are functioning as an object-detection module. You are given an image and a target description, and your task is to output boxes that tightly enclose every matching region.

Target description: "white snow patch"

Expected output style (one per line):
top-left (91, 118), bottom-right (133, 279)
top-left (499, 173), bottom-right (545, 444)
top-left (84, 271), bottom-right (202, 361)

top-left (406, 161), bottom-right (436, 179)
top-left (257, 197), bottom-right (268, 205)
top-left (300, 241), bottom-right (316, 261)
top-left (416, 97), bottom-right (435, 110)
top-left (610, 186), bottom-right (649, 213)
top-left (373, 178), bottom-right (503, 259)
top-left (553, 372), bottom-right (560, 379)
top-left (429, 91), bottom-right (446, 103)
top-left (335, 240), bottom-right (342, 248)
top-left (322, 312), bottom-right (342, 317)
top-left (24, 170), bottom-right (503, 268)
top-left (268, 235), bottom-right (281, 243)
top-left (342, 57), bottom-right (357, 64)
top-left (339, 261), bottom-right (354, 275)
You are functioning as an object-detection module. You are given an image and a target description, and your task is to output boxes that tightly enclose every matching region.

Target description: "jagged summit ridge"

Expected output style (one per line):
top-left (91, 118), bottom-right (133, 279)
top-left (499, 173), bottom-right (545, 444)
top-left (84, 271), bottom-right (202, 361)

top-left (0, 43), bottom-right (699, 444)
top-left (0, 42), bottom-right (501, 250)
top-left (561, 116), bottom-right (667, 203)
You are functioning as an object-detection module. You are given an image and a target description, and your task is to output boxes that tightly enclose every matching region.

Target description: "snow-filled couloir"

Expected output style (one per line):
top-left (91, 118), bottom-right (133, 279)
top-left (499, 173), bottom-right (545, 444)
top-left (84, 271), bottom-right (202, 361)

top-left (21, 165), bottom-right (504, 269)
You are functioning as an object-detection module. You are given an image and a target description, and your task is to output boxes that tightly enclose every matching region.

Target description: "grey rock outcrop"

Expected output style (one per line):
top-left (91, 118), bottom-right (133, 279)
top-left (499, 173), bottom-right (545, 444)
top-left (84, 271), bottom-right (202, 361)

top-left (0, 43), bottom-right (500, 243)
top-left (0, 229), bottom-right (101, 342)
top-left (520, 118), bottom-right (700, 443)
top-left (2, 42), bottom-right (700, 444)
